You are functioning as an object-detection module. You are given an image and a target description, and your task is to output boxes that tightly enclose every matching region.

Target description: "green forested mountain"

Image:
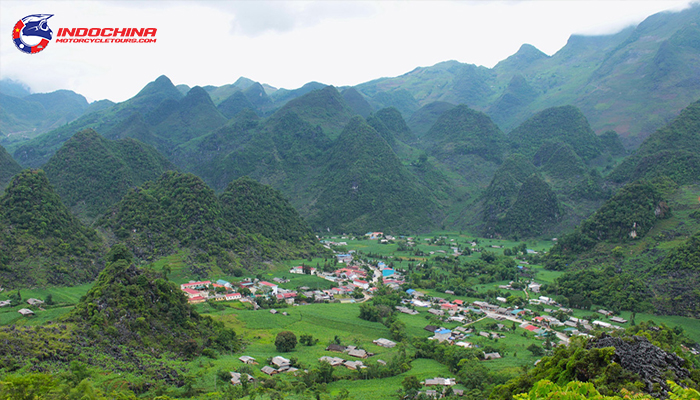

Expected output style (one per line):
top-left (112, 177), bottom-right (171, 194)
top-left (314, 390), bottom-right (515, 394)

top-left (355, 5), bottom-right (700, 139)
top-left (274, 85), bottom-right (355, 139)
top-left (43, 129), bottom-right (175, 220)
top-left (423, 104), bottom-right (506, 163)
top-left (310, 117), bottom-right (441, 233)
top-left (98, 171), bottom-right (324, 267)
top-left (0, 170), bottom-right (103, 287)
top-left (481, 154), bottom-right (537, 230)
top-left (69, 253), bottom-right (236, 356)
top-left (494, 174), bottom-right (561, 238)
top-left (608, 98), bottom-right (700, 185)
top-left (547, 179), bottom-right (670, 268)
top-left (540, 143), bottom-right (588, 180)
top-left (341, 87), bottom-right (374, 118)
top-left (217, 90), bottom-right (256, 118)
top-left (407, 101), bottom-right (455, 137)
top-left (508, 105), bottom-right (604, 161)
top-left (600, 130), bottom-right (626, 156)
top-left (0, 144), bottom-right (21, 192)
top-left (220, 176), bottom-right (322, 257)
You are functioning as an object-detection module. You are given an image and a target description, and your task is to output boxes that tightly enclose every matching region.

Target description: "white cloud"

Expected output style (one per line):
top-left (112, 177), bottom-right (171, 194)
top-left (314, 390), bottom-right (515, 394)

top-left (0, 0), bottom-right (695, 102)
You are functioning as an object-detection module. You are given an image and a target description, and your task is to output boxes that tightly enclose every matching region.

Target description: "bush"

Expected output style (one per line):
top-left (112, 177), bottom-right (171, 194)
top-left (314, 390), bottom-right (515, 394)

top-left (275, 331), bottom-right (297, 352)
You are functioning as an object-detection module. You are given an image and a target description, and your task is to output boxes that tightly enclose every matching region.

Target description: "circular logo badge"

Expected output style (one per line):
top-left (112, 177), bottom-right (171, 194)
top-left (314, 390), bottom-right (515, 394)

top-left (12, 14), bottom-right (54, 54)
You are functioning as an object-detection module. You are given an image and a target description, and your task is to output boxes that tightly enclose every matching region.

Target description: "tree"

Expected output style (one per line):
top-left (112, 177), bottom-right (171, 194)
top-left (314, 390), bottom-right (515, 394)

top-left (402, 375), bottom-right (421, 391)
top-left (275, 331), bottom-right (297, 352)
top-left (105, 243), bottom-right (133, 265)
top-left (300, 334), bottom-right (318, 346)
top-left (527, 343), bottom-right (544, 356)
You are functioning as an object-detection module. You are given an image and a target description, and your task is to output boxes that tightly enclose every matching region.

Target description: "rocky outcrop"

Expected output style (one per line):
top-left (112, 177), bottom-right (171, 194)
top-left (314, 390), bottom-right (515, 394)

top-left (589, 334), bottom-right (691, 397)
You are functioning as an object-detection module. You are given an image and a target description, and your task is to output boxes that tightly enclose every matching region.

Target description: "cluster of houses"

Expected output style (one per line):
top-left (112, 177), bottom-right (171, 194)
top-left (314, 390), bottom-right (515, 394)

top-left (418, 377), bottom-right (474, 398)
top-left (1, 297), bottom-right (46, 316)
top-left (180, 280), bottom-right (243, 304)
top-left (180, 279), bottom-right (300, 305)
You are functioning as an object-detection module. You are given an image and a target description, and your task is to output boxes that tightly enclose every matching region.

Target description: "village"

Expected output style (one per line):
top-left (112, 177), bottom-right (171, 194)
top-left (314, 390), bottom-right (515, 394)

top-left (168, 231), bottom-right (635, 394)
top-left (0, 231), bottom-right (638, 397)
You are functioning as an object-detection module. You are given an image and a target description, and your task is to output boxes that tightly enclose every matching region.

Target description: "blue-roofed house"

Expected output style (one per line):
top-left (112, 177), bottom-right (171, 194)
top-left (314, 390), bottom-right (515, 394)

top-left (217, 279), bottom-right (231, 287)
top-left (382, 269), bottom-right (395, 277)
top-left (406, 289), bottom-right (415, 295)
top-left (434, 329), bottom-right (452, 342)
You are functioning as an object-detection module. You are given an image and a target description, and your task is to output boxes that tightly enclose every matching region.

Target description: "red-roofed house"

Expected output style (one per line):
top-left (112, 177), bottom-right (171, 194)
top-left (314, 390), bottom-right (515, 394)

top-left (352, 280), bottom-right (369, 290)
top-left (441, 303), bottom-right (459, 314)
top-left (523, 325), bottom-right (538, 332)
top-left (258, 281), bottom-right (279, 295)
top-left (188, 296), bottom-right (206, 304)
top-left (533, 316), bottom-right (545, 323)
top-left (453, 299), bottom-right (464, 306)
top-left (225, 293), bottom-right (242, 301)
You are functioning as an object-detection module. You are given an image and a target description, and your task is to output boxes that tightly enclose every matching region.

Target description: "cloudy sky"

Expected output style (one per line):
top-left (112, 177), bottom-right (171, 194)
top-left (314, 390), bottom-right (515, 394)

top-left (0, 0), bottom-right (696, 102)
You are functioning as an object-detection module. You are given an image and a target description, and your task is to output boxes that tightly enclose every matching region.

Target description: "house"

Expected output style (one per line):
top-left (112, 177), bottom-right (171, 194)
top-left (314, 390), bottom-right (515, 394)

top-left (258, 281), bottom-right (279, 295)
top-left (336, 254), bottom-right (353, 263)
top-left (433, 328), bottom-right (452, 342)
top-left (423, 377), bottom-right (456, 386)
top-left (347, 348), bottom-right (368, 358)
top-left (528, 282), bottom-right (542, 293)
top-left (483, 352), bottom-right (502, 360)
top-left (230, 372), bottom-right (254, 385)
top-left (239, 356), bottom-right (257, 364)
top-left (428, 309), bottom-right (444, 316)
top-left (18, 308), bottom-right (34, 316)
top-left (377, 359), bottom-right (387, 366)
top-left (225, 293), bottom-right (242, 301)
top-left (597, 309), bottom-right (613, 317)
top-left (26, 298), bottom-right (44, 306)
top-left (365, 232), bottom-right (383, 240)
top-left (373, 338), bottom-right (396, 348)
top-left (441, 303), bottom-right (458, 312)
top-left (424, 325), bottom-right (439, 333)
top-left (182, 288), bottom-right (206, 299)
top-left (180, 281), bottom-right (211, 290)
top-left (455, 341), bottom-right (473, 348)
top-left (0, 300), bottom-right (11, 307)
top-left (261, 366), bottom-right (277, 375)
top-left (381, 268), bottom-right (395, 278)
top-left (344, 360), bottom-right (366, 370)
top-left (270, 309), bottom-right (278, 314)
top-left (319, 356), bottom-right (345, 366)
top-left (326, 344), bottom-right (347, 353)
top-left (217, 279), bottom-right (232, 288)
top-left (271, 356), bottom-right (290, 368)
top-left (593, 320), bottom-right (612, 329)
top-left (352, 279), bottom-right (369, 290)
top-left (496, 297), bottom-right (507, 303)
top-left (188, 296), bottom-right (206, 304)
top-left (610, 316), bottom-right (628, 324)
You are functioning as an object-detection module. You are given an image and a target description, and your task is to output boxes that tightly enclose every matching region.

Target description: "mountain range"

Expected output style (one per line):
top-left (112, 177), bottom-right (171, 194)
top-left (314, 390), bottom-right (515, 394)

top-left (0, 5), bottom-right (697, 239)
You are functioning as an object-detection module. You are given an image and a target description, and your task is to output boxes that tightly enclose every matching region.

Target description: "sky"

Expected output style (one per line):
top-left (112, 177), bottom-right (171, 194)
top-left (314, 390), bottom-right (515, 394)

top-left (0, 0), bottom-right (697, 103)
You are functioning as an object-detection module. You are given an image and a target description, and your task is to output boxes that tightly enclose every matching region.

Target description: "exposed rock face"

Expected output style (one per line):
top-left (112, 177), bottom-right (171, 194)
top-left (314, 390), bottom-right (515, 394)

top-left (589, 334), bottom-right (691, 396)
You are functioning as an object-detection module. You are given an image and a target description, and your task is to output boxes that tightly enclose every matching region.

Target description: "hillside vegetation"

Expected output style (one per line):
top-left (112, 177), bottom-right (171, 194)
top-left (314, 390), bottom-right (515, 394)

top-left (0, 170), bottom-right (104, 287)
